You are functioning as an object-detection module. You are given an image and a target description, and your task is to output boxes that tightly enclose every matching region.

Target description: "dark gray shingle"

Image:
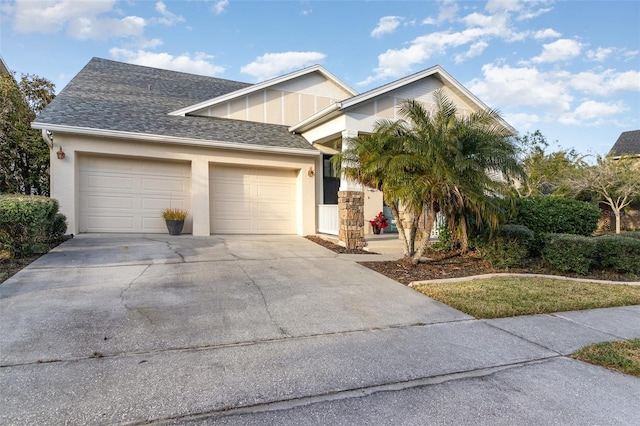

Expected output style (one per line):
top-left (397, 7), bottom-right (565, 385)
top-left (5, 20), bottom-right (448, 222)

top-left (609, 130), bottom-right (640, 156)
top-left (34, 58), bottom-right (315, 151)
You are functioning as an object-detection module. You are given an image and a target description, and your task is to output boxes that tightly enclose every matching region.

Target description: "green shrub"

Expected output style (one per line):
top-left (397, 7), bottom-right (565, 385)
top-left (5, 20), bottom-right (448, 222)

top-left (482, 224), bottom-right (534, 269)
top-left (0, 195), bottom-right (67, 258)
top-left (620, 232), bottom-right (640, 240)
top-left (595, 235), bottom-right (640, 274)
top-left (431, 223), bottom-right (453, 252)
top-left (510, 197), bottom-right (600, 254)
top-left (542, 233), bottom-right (597, 275)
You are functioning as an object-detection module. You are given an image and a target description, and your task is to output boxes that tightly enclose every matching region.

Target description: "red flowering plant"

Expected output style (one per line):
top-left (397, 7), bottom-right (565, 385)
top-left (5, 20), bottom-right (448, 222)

top-left (369, 212), bottom-right (389, 232)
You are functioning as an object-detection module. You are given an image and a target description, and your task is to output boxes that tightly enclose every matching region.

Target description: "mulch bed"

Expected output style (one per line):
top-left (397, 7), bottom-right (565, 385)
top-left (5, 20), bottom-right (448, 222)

top-left (305, 235), bottom-right (376, 254)
top-left (0, 255), bottom-right (41, 283)
top-left (306, 236), bottom-right (638, 285)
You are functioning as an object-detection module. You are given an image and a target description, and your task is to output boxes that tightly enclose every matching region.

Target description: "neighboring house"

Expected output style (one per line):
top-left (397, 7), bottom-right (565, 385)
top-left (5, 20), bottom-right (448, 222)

top-left (32, 57), bottom-right (512, 238)
top-left (609, 130), bottom-right (640, 159)
top-left (601, 129), bottom-right (640, 231)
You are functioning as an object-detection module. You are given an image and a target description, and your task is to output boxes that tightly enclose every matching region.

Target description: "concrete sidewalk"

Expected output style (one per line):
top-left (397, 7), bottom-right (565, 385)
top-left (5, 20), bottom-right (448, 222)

top-left (1, 235), bottom-right (639, 425)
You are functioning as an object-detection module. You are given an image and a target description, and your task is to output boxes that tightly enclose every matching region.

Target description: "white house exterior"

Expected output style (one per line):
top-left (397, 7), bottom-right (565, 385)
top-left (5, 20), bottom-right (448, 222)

top-left (32, 58), bottom-right (511, 239)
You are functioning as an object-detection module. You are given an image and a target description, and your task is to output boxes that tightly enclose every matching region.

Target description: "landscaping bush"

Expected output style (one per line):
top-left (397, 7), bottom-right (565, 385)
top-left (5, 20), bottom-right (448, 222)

top-left (620, 232), bottom-right (640, 240)
top-left (482, 224), bottom-right (534, 269)
top-left (0, 195), bottom-right (67, 258)
top-left (595, 235), bottom-right (640, 275)
top-left (510, 196), bottom-right (600, 254)
top-left (542, 233), bottom-right (597, 275)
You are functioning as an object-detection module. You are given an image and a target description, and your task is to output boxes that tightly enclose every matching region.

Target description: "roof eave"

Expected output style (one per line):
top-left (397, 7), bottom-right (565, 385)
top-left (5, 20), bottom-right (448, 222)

top-left (288, 103), bottom-right (342, 133)
top-left (31, 122), bottom-right (320, 157)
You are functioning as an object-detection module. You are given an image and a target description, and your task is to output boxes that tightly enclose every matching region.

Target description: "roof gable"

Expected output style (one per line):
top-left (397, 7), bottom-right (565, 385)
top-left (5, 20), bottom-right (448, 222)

top-left (290, 65), bottom-right (515, 134)
top-left (609, 130), bottom-right (640, 156)
top-left (169, 65), bottom-right (357, 117)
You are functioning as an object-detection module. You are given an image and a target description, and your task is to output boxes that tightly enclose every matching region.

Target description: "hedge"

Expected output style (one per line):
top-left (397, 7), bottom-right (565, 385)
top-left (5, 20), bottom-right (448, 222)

top-left (542, 234), bottom-right (597, 275)
top-left (482, 224), bottom-right (534, 269)
top-left (0, 195), bottom-right (67, 258)
top-left (595, 234), bottom-right (640, 274)
top-left (510, 196), bottom-right (600, 254)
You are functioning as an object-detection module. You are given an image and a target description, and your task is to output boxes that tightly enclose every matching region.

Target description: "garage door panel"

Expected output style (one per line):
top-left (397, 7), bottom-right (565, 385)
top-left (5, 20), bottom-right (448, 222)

top-left (87, 175), bottom-right (134, 191)
top-left (214, 219), bottom-right (254, 232)
top-left (210, 165), bottom-right (297, 234)
top-left (87, 195), bottom-right (134, 209)
top-left (140, 177), bottom-right (187, 193)
top-left (214, 201), bottom-right (253, 215)
top-left (86, 215), bottom-right (135, 230)
top-left (79, 155), bottom-right (191, 233)
top-left (257, 220), bottom-right (292, 232)
top-left (141, 217), bottom-right (166, 231)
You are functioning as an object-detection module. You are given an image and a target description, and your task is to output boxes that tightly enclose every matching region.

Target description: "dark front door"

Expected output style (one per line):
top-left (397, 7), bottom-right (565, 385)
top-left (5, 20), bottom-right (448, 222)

top-left (322, 154), bottom-right (340, 204)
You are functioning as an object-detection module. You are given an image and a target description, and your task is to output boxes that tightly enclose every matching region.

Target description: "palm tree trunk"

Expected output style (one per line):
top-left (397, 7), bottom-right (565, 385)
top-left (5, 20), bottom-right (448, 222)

top-left (412, 201), bottom-right (435, 264)
top-left (459, 217), bottom-right (469, 253)
top-left (388, 201), bottom-right (411, 257)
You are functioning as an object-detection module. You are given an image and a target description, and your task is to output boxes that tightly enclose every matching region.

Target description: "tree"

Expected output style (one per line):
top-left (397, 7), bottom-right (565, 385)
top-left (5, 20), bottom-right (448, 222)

top-left (336, 91), bottom-right (524, 262)
top-left (568, 156), bottom-right (640, 234)
top-left (515, 130), bottom-right (586, 197)
top-left (0, 73), bottom-right (55, 195)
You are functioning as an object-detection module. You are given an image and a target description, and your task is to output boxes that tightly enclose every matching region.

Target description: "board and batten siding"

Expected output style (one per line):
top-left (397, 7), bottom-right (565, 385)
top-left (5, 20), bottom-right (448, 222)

top-left (189, 71), bottom-right (352, 126)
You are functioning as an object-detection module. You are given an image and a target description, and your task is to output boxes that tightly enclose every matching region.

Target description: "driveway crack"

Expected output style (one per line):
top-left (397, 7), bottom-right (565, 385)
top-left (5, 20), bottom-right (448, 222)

top-left (119, 265), bottom-right (156, 327)
top-left (237, 264), bottom-right (288, 337)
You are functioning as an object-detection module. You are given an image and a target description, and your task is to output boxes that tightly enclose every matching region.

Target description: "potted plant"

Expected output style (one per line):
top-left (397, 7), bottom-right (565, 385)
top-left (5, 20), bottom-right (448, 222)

top-left (161, 208), bottom-right (188, 235)
top-left (369, 211), bottom-right (389, 234)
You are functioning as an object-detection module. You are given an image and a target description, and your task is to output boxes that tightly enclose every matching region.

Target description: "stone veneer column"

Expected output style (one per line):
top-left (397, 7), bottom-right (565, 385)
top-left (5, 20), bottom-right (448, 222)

top-left (338, 191), bottom-right (365, 250)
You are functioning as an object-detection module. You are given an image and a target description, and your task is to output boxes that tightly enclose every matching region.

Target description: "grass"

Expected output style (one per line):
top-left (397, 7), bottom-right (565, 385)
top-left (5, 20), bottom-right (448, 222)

top-left (412, 276), bottom-right (640, 319)
top-left (572, 339), bottom-right (640, 377)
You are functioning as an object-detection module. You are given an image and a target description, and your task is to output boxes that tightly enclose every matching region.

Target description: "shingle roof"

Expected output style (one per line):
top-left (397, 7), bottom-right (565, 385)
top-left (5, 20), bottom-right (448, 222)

top-left (609, 130), bottom-right (640, 156)
top-left (34, 58), bottom-right (315, 151)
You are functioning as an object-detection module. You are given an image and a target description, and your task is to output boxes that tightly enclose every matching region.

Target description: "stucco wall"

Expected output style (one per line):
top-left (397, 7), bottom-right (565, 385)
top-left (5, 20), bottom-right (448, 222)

top-left (50, 133), bottom-right (318, 236)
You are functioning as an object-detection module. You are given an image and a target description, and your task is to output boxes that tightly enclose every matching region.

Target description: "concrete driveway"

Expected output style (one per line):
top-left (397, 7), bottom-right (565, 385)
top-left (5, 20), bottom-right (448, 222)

top-left (1, 235), bottom-right (639, 425)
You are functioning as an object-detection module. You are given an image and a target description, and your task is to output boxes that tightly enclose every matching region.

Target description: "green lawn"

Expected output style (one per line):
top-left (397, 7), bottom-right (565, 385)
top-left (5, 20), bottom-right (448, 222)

top-left (412, 276), bottom-right (640, 319)
top-left (572, 339), bottom-right (640, 378)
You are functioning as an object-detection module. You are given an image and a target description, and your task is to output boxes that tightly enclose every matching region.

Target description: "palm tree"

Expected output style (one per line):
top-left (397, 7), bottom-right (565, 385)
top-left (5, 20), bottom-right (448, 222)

top-left (336, 90), bottom-right (525, 262)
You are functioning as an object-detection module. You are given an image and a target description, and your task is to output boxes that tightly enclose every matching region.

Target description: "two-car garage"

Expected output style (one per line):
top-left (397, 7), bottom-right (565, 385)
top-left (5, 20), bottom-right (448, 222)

top-left (78, 154), bottom-right (299, 235)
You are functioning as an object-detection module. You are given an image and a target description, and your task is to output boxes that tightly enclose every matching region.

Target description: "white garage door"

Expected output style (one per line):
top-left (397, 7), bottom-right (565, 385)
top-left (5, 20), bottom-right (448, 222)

top-left (79, 155), bottom-right (191, 233)
top-left (210, 165), bottom-right (297, 234)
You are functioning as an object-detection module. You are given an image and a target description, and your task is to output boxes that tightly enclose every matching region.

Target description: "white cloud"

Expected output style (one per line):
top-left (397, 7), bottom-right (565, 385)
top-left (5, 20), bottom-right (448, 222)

top-left (138, 38), bottom-right (163, 49)
top-left (360, 1), bottom-right (533, 85)
top-left (213, 0), bottom-right (229, 15)
top-left (504, 112), bottom-right (541, 132)
top-left (240, 51), bottom-right (326, 81)
top-left (533, 28), bottom-right (561, 39)
top-left (438, 0), bottom-right (459, 22)
top-left (371, 16), bottom-right (402, 38)
top-left (586, 47), bottom-right (613, 62)
top-left (455, 41), bottom-right (489, 63)
top-left (559, 100), bottom-right (628, 125)
top-left (154, 1), bottom-right (185, 26)
top-left (109, 48), bottom-right (225, 76)
top-left (566, 69), bottom-right (640, 96)
top-left (12, 0), bottom-right (115, 33)
top-left (468, 63), bottom-right (573, 112)
top-left (530, 38), bottom-right (583, 63)
top-left (67, 15), bottom-right (146, 40)
top-left (485, 0), bottom-right (553, 21)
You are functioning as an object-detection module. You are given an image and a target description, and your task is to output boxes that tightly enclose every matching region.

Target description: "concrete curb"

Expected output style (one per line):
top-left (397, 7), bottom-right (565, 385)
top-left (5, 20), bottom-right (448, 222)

top-left (409, 273), bottom-right (640, 287)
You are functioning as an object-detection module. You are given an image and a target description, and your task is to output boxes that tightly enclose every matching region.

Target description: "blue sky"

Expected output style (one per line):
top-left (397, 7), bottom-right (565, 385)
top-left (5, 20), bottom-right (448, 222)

top-left (1, 0), bottom-right (639, 157)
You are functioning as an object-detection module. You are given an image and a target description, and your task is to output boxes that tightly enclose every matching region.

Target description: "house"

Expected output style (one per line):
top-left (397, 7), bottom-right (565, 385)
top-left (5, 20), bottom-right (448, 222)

top-left (601, 129), bottom-right (640, 231)
top-left (32, 57), bottom-right (512, 243)
top-left (609, 130), bottom-right (640, 158)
